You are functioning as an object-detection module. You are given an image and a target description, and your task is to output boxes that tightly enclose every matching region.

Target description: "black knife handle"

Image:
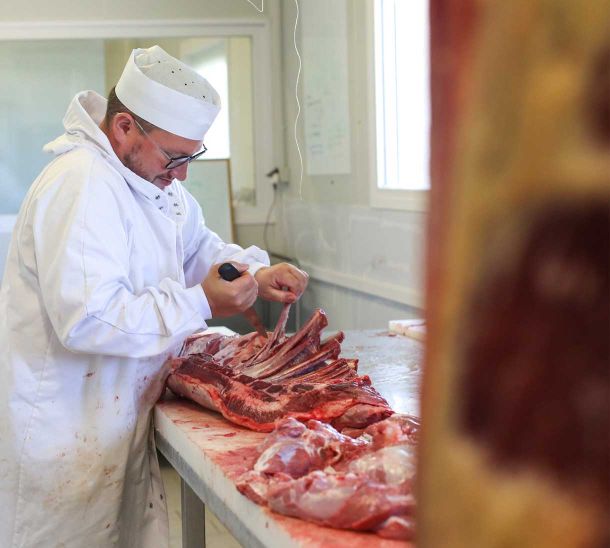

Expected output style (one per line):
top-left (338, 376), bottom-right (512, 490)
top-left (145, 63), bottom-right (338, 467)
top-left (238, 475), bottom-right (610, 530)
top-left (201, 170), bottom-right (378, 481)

top-left (218, 262), bottom-right (242, 282)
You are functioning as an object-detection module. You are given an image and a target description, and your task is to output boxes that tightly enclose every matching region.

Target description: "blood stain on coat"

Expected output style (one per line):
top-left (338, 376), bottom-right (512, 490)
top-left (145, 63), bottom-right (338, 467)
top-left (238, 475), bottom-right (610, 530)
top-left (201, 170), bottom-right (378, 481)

top-left (223, 432), bottom-right (237, 438)
top-left (103, 465), bottom-right (118, 477)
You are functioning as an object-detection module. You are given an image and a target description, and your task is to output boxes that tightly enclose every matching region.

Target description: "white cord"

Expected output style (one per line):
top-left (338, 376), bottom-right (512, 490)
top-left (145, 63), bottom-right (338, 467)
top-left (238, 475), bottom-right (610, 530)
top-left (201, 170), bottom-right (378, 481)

top-left (245, 0), bottom-right (303, 198)
top-left (244, 0), bottom-right (264, 13)
top-left (293, 0), bottom-right (304, 199)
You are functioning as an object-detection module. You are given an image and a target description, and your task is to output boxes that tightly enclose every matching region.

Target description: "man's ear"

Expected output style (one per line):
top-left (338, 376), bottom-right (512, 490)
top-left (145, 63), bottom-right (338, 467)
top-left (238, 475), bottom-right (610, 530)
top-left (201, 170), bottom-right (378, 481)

top-left (111, 113), bottom-right (136, 145)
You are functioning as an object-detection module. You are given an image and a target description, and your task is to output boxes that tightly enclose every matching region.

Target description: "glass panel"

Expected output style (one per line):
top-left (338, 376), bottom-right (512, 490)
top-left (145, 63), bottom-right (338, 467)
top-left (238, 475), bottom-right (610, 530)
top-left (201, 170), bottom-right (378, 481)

top-left (0, 36), bottom-right (256, 215)
top-left (181, 37), bottom-right (231, 160)
top-left (227, 37), bottom-right (256, 207)
top-left (375, 0), bottom-right (430, 191)
top-left (0, 39), bottom-right (106, 214)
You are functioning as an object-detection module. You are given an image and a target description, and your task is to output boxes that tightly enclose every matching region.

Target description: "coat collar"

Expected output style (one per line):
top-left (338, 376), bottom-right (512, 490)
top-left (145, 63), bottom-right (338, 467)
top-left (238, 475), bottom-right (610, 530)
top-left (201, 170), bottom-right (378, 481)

top-left (44, 90), bottom-right (178, 203)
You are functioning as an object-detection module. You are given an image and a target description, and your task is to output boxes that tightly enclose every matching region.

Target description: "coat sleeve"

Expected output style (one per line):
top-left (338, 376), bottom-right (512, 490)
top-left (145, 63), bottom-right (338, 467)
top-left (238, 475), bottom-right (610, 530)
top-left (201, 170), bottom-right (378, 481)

top-left (32, 153), bottom-right (209, 358)
top-left (180, 186), bottom-right (270, 287)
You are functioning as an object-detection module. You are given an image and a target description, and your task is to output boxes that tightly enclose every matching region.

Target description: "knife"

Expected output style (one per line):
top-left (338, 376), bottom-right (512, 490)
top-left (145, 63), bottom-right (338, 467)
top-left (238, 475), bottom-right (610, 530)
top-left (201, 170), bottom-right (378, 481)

top-left (218, 262), bottom-right (268, 338)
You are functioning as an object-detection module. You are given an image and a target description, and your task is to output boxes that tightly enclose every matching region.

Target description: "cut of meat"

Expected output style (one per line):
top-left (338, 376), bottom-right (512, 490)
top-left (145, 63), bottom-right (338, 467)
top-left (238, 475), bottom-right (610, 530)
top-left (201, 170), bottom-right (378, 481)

top-left (166, 357), bottom-right (391, 432)
top-left (166, 305), bottom-right (394, 432)
top-left (266, 472), bottom-right (416, 533)
top-left (253, 418), bottom-right (368, 477)
top-left (235, 414), bottom-right (419, 540)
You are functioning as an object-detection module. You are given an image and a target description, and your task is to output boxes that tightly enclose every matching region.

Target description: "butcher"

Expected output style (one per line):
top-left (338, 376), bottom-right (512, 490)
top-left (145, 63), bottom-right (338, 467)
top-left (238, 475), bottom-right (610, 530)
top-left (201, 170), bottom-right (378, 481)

top-left (0, 45), bottom-right (308, 547)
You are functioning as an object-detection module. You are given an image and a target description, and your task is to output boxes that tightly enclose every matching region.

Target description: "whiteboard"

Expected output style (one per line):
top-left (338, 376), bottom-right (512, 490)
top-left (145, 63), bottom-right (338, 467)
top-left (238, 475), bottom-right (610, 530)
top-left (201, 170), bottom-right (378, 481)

top-left (301, 0), bottom-right (352, 175)
top-left (183, 159), bottom-right (235, 243)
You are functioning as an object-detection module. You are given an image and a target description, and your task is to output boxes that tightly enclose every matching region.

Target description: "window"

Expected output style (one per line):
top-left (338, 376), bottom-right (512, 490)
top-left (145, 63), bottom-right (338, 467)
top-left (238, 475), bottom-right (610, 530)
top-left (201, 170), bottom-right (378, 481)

top-left (0, 20), bottom-right (275, 225)
top-left (0, 39), bottom-right (106, 215)
top-left (184, 38), bottom-right (232, 160)
top-left (181, 36), bottom-right (257, 206)
top-left (0, 22), bottom-right (276, 286)
top-left (371, 0), bottom-right (430, 209)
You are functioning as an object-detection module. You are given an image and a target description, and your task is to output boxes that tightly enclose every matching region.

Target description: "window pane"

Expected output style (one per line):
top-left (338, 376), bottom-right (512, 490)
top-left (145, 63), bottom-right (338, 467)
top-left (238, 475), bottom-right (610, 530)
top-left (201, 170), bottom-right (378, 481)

top-left (0, 37), bottom-right (257, 216)
top-left (375, 0), bottom-right (430, 190)
top-left (182, 38), bottom-right (231, 160)
top-left (181, 37), bottom-right (256, 206)
top-left (0, 40), bottom-right (106, 214)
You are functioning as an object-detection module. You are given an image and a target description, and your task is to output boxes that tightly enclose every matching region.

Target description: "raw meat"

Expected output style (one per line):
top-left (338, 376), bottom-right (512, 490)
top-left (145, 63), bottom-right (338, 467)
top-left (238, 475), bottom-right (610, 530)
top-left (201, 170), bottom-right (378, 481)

top-left (166, 305), bottom-right (393, 432)
top-left (236, 414), bottom-right (419, 540)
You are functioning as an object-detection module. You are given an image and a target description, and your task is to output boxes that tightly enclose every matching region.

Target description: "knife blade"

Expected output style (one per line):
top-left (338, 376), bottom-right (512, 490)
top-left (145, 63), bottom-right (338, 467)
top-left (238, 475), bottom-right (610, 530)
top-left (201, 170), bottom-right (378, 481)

top-left (218, 262), bottom-right (268, 338)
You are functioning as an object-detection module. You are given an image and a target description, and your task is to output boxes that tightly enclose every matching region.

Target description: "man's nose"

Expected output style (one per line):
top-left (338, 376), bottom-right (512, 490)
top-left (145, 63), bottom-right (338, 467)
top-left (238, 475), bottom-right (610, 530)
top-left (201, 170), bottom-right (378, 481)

top-left (168, 162), bottom-right (189, 181)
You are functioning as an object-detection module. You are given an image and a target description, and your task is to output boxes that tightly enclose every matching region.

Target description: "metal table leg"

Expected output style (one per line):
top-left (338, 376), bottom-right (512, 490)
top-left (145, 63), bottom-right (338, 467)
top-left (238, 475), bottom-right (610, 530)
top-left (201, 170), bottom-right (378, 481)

top-left (181, 477), bottom-right (206, 548)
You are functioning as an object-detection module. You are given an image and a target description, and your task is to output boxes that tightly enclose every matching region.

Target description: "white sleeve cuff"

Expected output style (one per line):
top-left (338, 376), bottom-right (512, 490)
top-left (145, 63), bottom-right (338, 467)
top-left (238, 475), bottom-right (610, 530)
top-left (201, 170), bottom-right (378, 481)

top-left (187, 283), bottom-right (213, 321)
top-left (248, 261), bottom-right (270, 278)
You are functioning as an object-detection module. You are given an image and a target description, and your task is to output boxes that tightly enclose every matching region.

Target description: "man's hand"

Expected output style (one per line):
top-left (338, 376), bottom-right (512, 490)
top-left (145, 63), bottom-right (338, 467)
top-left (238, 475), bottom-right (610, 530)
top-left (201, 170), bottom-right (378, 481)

top-left (254, 263), bottom-right (309, 303)
top-left (202, 262), bottom-right (258, 317)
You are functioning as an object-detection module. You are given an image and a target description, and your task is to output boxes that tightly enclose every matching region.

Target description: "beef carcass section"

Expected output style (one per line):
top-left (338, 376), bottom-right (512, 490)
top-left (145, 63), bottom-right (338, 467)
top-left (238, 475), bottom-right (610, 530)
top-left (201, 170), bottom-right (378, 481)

top-left (166, 305), bottom-right (393, 432)
top-left (236, 414), bottom-right (419, 540)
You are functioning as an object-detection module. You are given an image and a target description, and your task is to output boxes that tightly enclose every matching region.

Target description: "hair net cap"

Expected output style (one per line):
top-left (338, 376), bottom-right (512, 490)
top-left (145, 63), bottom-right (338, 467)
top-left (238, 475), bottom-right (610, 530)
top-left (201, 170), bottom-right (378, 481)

top-left (115, 45), bottom-right (221, 140)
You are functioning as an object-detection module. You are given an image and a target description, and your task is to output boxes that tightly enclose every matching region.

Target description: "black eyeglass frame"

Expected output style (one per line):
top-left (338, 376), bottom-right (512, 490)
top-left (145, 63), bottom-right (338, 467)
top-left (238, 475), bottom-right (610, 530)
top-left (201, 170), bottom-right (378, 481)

top-left (132, 117), bottom-right (208, 170)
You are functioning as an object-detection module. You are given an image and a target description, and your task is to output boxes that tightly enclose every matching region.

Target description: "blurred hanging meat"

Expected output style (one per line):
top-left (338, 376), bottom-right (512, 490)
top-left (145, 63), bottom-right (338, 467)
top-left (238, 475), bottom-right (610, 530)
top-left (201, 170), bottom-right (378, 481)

top-left (420, 0), bottom-right (610, 547)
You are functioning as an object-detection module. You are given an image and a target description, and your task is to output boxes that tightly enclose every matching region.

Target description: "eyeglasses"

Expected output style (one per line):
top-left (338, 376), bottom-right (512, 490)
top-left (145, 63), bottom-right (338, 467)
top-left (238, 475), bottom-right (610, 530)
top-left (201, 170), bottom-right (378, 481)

top-left (132, 117), bottom-right (207, 170)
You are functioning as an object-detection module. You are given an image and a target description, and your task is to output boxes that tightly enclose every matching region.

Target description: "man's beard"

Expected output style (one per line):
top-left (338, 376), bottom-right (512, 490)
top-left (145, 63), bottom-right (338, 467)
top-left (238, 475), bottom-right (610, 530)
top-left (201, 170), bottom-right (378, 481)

top-left (124, 143), bottom-right (154, 183)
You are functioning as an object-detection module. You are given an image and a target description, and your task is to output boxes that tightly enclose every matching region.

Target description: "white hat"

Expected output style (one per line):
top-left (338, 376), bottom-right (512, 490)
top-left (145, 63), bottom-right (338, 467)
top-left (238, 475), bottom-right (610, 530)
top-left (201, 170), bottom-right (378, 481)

top-left (115, 45), bottom-right (221, 140)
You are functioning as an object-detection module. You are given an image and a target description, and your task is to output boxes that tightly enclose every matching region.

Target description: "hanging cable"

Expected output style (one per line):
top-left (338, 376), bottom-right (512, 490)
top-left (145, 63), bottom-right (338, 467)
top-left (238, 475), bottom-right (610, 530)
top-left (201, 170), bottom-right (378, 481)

top-left (293, 0), bottom-right (304, 199)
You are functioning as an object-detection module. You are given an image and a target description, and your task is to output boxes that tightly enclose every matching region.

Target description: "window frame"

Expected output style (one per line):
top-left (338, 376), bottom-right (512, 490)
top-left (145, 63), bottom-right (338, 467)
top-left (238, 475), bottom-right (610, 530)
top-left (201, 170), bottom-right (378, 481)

top-left (0, 18), bottom-right (276, 225)
top-left (367, 1), bottom-right (429, 212)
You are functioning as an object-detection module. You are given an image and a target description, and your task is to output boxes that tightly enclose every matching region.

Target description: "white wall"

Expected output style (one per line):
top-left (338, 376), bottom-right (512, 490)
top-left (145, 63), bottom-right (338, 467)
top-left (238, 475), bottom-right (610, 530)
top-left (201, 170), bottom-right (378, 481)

top-left (268, 0), bottom-right (426, 328)
top-left (281, 199), bottom-right (424, 330)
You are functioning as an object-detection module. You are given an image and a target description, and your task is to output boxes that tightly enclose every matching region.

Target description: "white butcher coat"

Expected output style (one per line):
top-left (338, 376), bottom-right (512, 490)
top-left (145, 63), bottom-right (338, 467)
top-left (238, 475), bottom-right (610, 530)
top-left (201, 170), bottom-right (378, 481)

top-left (0, 90), bottom-right (269, 547)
